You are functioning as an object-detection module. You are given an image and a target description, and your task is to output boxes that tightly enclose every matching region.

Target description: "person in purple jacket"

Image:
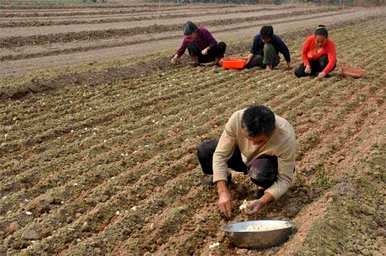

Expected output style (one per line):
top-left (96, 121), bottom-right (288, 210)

top-left (171, 21), bottom-right (227, 66)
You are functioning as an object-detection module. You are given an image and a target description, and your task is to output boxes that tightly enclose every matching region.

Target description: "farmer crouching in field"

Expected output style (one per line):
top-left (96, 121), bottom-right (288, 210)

top-left (171, 21), bottom-right (226, 66)
top-left (295, 25), bottom-right (336, 79)
top-left (245, 25), bottom-right (291, 70)
top-left (197, 105), bottom-right (296, 217)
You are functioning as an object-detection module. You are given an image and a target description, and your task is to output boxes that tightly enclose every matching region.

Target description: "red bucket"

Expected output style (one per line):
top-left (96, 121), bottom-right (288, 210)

top-left (221, 58), bottom-right (247, 70)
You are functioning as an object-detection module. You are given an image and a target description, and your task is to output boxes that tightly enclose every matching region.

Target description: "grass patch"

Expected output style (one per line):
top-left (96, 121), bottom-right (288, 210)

top-left (298, 142), bottom-right (385, 256)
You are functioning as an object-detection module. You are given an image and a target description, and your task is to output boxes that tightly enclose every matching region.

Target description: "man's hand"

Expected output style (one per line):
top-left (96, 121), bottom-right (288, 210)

top-left (305, 65), bottom-right (312, 74)
top-left (201, 47), bottom-right (210, 55)
top-left (244, 199), bottom-right (265, 215)
top-left (242, 192), bottom-right (274, 215)
top-left (171, 54), bottom-right (179, 64)
top-left (217, 181), bottom-right (232, 218)
top-left (316, 72), bottom-right (326, 79)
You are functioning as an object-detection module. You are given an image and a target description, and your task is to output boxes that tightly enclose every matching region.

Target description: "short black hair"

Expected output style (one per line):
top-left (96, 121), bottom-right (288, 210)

top-left (242, 105), bottom-right (275, 137)
top-left (260, 25), bottom-right (274, 39)
top-left (183, 21), bottom-right (198, 36)
top-left (315, 25), bottom-right (328, 38)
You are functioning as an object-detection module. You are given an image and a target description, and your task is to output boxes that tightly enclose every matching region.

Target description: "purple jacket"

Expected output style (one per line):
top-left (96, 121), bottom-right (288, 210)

top-left (176, 27), bottom-right (217, 57)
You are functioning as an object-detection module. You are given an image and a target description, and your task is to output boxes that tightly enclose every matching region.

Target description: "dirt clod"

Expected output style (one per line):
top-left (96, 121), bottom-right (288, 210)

top-left (22, 225), bottom-right (42, 240)
top-left (6, 222), bottom-right (20, 234)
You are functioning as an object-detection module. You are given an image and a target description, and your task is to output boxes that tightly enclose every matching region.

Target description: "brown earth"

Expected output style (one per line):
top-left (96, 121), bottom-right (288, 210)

top-left (0, 2), bottom-right (178, 9)
top-left (0, 7), bottom-right (335, 39)
top-left (0, 0), bottom-right (174, 8)
top-left (0, 6), bottom-right (299, 28)
top-left (0, 4), bottom-right (256, 17)
top-left (1, 7), bottom-right (385, 78)
top-left (0, 8), bottom-right (348, 61)
top-left (0, 14), bottom-right (385, 256)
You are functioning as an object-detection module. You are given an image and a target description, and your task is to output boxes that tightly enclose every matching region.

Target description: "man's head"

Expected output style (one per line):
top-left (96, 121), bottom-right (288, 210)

top-left (260, 25), bottom-right (274, 43)
top-left (183, 21), bottom-right (198, 39)
top-left (241, 105), bottom-right (276, 146)
top-left (315, 25), bottom-right (328, 47)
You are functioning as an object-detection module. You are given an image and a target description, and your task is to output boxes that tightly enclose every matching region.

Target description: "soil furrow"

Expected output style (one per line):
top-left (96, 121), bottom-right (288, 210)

top-left (48, 65), bottom-right (352, 254)
top-left (0, 8), bottom-right (340, 48)
top-left (0, 64), bottom-right (288, 212)
top-left (194, 86), bottom-right (384, 255)
top-left (0, 3), bottom-right (181, 10)
top-left (1, 65), bottom-right (312, 252)
top-left (0, 6), bottom-right (298, 28)
top-left (135, 76), bottom-right (370, 253)
top-left (1, 15), bottom-right (385, 256)
top-left (0, 70), bottom-right (239, 206)
top-left (0, 4), bottom-right (245, 18)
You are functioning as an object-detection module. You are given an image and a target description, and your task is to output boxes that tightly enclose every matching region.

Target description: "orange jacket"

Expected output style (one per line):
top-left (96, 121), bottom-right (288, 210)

top-left (302, 35), bottom-right (336, 75)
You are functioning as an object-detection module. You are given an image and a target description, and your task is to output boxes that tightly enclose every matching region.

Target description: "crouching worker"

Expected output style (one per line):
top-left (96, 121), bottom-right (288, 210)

top-left (197, 105), bottom-right (296, 217)
top-left (295, 25), bottom-right (336, 79)
top-left (171, 21), bottom-right (226, 66)
top-left (245, 25), bottom-right (291, 70)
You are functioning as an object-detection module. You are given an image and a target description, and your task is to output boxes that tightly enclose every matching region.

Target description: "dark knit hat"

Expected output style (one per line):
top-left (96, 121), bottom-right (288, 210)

top-left (183, 21), bottom-right (198, 36)
top-left (260, 25), bottom-right (274, 39)
top-left (315, 25), bottom-right (328, 38)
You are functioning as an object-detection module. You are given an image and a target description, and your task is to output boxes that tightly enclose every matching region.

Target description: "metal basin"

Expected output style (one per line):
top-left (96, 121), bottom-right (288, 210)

top-left (223, 220), bottom-right (295, 249)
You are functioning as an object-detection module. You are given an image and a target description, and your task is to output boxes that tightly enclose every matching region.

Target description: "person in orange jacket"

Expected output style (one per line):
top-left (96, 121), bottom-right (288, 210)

top-left (295, 25), bottom-right (336, 79)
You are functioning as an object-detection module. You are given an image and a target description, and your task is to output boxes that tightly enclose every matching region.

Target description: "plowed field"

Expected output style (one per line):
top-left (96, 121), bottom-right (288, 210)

top-left (0, 1), bottom-right (385, 256)
top-left (1, 0), bottom-right (385, 76)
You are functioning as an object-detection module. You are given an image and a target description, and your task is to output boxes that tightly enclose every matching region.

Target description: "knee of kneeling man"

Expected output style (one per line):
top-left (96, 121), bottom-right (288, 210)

top-left (197, 139), bottom-right (217, 159)
top-left (250, 177), bottom-right (275, 189)
top-left (197, 143), bottom-right (208, 159)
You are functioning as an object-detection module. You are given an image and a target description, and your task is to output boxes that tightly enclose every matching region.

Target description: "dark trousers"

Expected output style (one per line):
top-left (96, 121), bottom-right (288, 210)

top-left (246, 43), bottom-right (280, 69)
top-left (187, 42), bottom-right (227, 64)
top-left (294, 55), bottom-right (336, 77)
top-left (196, 139), bottom-right (278, 189)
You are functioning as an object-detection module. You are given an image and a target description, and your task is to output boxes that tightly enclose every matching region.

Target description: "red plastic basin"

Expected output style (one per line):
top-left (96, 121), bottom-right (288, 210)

top-left (222, 58), bottom-right (247, 70)
top-left (340, 64), bottom-right (365, 79)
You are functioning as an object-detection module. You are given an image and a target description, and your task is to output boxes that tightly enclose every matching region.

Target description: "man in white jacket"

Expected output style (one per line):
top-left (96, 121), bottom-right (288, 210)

top-left (197, 105), bottom-right (297, 217)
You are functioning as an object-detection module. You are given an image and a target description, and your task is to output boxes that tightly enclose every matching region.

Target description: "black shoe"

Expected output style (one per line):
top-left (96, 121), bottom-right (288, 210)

top-left (191, 62), bottom-right (200, 67)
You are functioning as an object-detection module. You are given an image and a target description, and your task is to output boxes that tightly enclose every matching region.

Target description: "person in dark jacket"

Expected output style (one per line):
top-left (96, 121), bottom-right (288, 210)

top-left (245, 25), bottom-right (291, 70)
top-left (171, 21), bottom-right (227, 66)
